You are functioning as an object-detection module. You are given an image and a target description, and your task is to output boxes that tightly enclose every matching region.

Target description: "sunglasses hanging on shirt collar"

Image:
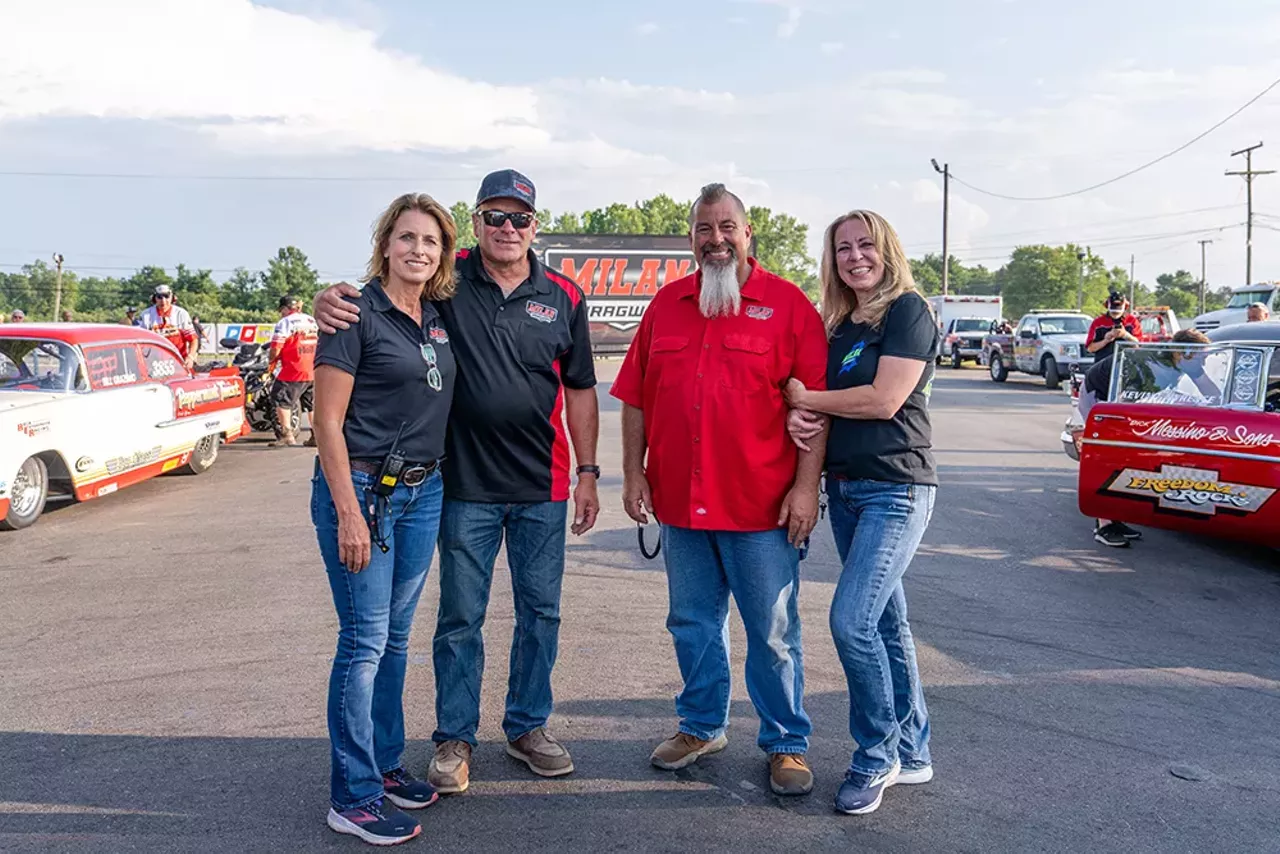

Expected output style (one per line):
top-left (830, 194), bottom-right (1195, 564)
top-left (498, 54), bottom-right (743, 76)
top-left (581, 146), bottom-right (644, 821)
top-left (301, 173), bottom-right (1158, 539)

top-left (421, 343), bottom-right (443, 392)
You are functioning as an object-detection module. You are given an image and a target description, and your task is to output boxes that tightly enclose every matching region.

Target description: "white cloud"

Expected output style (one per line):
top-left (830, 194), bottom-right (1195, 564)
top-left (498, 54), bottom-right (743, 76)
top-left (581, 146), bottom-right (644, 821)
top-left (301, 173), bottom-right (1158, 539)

top-left (778, 6), bottom-right (803, 38)
top-left (0, 0), bottom-right (551, 154)
top-left (858, 69), bottom-right (947, 87)
top-left (635, 21), bottom-right (659, 36)
top-left (820, 42), bottom-right (845, 55)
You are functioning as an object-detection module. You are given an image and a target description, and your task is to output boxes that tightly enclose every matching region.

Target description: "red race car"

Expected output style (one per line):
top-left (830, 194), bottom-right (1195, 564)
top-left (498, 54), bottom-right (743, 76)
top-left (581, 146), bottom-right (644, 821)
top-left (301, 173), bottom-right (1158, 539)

top-left (1077, 322), bottom-right (1280, 547)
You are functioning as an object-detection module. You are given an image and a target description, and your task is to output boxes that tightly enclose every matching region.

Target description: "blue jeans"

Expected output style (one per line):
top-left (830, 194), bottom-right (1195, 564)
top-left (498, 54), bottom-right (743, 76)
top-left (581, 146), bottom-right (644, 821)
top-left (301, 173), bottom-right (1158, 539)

top-left (311, 461), bottom-right (444, 810)
top-left (828, 479), bottom-right (935, 782)
top-left (662, 526), bottom-right (810, 755)
top-left (431, 499), bottom-right (567, 745)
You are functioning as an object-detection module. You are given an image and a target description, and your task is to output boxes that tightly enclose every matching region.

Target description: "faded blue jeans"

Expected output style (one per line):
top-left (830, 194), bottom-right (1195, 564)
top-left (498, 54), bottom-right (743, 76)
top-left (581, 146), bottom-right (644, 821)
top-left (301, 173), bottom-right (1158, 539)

top-left (828, 478), bottom-right (935, 783)
top-left (431, 499), bottom-right (568, 745)
top-left (311, 461), bottom-right (444, 810)
top-left (662, 526), bottom-right (810, 755)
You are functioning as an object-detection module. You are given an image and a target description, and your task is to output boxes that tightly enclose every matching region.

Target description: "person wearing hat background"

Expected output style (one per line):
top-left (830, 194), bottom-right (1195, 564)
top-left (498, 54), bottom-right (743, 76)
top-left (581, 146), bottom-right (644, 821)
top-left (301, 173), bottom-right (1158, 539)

top-left (137, 284), bottom-right (198, 370)
top-left (1085, 291), bottom-right (1140, 362)
top-left (9, 309), bottom-right (24, 323)
top-left (268, 294), bottom-right (320, 447)
top-left (313, 169), bottom-right (601, 794)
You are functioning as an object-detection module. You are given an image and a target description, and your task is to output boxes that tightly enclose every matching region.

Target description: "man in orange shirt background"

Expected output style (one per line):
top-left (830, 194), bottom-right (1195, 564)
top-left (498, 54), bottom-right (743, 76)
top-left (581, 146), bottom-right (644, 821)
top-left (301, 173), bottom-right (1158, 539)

top-left (269, 294), bottom-right (319, 447)
top-left (611, 183), bottom-right (829, 797)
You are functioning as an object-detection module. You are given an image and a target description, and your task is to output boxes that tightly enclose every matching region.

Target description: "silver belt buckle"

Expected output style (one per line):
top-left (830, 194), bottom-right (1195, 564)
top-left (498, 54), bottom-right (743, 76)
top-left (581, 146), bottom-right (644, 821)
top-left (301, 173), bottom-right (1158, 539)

top-left (401, 465), bottom-right (428, 487)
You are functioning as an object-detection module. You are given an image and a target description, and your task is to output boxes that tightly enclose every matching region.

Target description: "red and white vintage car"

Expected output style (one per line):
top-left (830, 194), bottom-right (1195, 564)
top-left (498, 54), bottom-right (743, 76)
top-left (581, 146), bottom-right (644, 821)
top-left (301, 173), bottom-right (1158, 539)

top-left (0, 324), bottom-right (248, 530)
top-left (1077, 322), bottom-right (1280, 548)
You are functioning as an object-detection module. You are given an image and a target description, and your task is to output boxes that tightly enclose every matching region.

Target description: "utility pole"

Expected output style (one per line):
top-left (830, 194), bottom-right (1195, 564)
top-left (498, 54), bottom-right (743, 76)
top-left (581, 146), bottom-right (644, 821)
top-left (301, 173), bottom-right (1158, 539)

top-left (52, 253), bottom-right (64, 321)
top-left (1076, 248), bottom-right (1087, 312)
top-left (1226, 142), bottom-right (1274, 285)
top-left (931, 159), bottom-right (950, 296)
top-left (1129, 254), bottom-right (1136, 306)
top-left (1198, 239), bottom-right (1213, 315)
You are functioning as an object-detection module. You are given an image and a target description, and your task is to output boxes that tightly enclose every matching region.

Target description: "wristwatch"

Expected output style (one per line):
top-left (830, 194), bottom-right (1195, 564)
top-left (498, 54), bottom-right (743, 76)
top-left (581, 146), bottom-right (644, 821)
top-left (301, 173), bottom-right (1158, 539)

top-left (576, 465), bottom-right (601, 478)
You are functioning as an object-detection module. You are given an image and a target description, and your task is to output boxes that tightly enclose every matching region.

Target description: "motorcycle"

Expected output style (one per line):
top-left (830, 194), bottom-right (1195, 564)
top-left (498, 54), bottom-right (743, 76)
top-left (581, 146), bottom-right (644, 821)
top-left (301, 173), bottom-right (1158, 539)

top-left (218, 337), bottom-right (300, 437)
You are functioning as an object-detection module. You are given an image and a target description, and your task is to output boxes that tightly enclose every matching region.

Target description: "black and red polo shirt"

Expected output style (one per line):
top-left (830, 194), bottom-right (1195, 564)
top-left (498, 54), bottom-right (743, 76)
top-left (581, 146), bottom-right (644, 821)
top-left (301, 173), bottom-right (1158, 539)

top-left (436, 248), bottom-right (596, 503)
top-left (1087, 312), bottom-right (1140, 362)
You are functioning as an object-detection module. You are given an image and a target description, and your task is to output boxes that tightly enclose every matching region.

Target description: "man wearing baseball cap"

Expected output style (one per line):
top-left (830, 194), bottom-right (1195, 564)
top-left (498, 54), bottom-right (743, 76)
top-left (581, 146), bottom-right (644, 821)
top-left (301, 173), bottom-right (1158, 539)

top-left (137, 284), bottom-right (199, 370)
top-left (313, 169), bottom-right (600, 793)
top-left (1085, 291), bottom-right (1140, 363)
top-left (9, 309), bottom-right (24, 323)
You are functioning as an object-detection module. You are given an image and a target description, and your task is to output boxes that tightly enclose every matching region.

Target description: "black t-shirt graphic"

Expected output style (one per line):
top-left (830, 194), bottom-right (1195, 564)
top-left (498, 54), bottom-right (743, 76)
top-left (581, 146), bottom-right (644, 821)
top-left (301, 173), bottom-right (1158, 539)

top-left (824, 291), bottom-right (939, 486)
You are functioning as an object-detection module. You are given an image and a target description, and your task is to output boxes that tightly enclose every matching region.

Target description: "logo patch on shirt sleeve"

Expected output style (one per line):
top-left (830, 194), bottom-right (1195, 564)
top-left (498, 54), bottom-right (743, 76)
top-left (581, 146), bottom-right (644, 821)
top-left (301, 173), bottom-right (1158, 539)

top-left (429, 326), bottom-right (450, 344)
top-left (526, 301), bottom-right (558, 323)
top-left (746, 305), bottom-right (774, 320)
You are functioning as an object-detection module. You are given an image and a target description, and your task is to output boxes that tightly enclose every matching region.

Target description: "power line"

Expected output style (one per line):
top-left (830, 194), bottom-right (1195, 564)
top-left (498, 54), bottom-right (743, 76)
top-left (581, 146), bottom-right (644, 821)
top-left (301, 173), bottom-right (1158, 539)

top-left (899, 204), bottom-right (1242, 251)
top-left (948, 75), bottom-right (1280, 202)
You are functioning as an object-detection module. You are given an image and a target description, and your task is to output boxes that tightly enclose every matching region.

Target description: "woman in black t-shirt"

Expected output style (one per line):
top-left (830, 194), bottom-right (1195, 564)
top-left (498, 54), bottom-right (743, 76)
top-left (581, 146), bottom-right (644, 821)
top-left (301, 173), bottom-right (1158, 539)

top-left (783, 210), bottom-right (937, 816)
top-left (310, 194), bottom-right (458, 846)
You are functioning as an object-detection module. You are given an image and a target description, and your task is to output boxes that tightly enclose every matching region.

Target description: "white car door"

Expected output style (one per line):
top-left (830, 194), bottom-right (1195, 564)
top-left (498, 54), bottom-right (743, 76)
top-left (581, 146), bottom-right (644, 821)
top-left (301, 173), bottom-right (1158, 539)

top-left (76, 343), bottom-right (172, 496)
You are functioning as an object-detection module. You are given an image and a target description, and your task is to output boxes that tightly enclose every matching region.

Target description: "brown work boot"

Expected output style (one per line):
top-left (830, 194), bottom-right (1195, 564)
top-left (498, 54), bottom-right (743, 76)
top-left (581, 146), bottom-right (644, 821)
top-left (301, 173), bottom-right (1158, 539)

top-left (769, 753), bottom-right (814, 796)
top-left (506, 728), bottom-right (574, 777)
top-left (650, 732), bottom-right (728, 771)
top-left (269, 430), bottom-right (298, 448)
top-left (303, 431), bottom-right (317, 447)
top-left (427, 740), bottom-right (471, 794)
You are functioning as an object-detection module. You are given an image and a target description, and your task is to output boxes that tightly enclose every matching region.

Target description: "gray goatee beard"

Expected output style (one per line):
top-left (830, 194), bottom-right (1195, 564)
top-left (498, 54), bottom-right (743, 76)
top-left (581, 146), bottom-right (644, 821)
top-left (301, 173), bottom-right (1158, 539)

top-left (699, 252), bottom-right (742, 318)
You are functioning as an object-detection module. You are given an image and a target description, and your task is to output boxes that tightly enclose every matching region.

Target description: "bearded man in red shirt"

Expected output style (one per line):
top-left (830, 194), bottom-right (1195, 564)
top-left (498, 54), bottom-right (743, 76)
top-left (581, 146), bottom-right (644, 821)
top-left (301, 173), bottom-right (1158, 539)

top-left (612, 183), bottom-right (829, 797)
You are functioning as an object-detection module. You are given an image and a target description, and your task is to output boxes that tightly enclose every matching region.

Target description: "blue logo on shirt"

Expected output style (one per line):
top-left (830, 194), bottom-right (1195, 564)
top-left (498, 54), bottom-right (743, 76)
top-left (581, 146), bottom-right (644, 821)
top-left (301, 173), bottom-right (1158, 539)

top-left (840, 341), bottom-right (866, 374)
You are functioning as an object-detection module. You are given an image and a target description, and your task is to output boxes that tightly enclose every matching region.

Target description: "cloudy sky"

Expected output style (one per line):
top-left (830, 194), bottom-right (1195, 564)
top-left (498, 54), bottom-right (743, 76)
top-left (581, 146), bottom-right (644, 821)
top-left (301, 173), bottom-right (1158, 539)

top-left (3, 0), bottom-right (1280, 292)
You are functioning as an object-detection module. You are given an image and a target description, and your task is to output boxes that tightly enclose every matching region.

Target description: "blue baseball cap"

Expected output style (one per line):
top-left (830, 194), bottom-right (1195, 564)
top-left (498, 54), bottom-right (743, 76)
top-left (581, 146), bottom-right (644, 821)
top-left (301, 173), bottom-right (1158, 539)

top-left (476, 169), bottom-right (536, 211)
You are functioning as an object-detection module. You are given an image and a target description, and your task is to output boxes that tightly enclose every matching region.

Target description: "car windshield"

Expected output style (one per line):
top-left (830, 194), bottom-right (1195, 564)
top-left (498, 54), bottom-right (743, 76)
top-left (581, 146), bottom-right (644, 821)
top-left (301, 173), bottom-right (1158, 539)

top-left (0, 339), bottom-right (87, 392)
top-left (1037, 317), bottom-right (1089, 334)
top-left (953, 319), bottom-right (989, 332)
top-left (1112, 345), bottom-right (1234, 408)
top-left (1226, 290), bottom-right (1273, 309)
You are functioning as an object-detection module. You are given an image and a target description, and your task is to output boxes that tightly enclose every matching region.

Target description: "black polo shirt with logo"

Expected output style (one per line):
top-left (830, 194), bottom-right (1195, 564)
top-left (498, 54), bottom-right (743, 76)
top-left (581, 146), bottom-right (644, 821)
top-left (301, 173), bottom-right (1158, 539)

top-left (314, 277), bottom-right (456, 463)
top-left (436, 248), bottom-right (596, 503)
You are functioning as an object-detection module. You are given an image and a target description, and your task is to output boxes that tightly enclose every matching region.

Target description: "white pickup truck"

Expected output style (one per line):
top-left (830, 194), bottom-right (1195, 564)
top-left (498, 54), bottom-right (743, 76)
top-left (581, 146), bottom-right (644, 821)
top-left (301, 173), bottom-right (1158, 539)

top-left (981, 310), bottom-right (1094, 389)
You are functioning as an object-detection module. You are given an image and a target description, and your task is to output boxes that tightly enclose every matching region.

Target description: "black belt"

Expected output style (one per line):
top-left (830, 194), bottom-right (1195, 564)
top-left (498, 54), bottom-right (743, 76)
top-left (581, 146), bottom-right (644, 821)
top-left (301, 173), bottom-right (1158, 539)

top-left (350, 458), bottom-right (439, 487)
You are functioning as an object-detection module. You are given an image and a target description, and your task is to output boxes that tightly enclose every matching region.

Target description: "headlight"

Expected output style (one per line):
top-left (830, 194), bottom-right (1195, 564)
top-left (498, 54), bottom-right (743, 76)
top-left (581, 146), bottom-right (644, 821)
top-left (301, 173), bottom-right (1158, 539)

top-left (1060, 344), bottom-right (1079, 357)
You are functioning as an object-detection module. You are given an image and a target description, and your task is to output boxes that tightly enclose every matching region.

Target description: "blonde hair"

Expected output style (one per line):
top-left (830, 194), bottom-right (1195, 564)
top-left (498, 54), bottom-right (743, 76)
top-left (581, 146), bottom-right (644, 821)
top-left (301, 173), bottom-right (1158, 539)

top-left (820, 209), bottom-right (920, 336)
top-left (364, 193), bottom-right (458, 300)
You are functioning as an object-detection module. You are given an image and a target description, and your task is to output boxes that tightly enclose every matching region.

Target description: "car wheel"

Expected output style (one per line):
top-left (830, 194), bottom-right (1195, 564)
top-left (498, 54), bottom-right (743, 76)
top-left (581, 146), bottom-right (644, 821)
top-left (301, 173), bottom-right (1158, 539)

top-left (1, 456), bottom-right (49, 530)
top-left (989, 354), bottom-right (1008, 382)
top-left (951, 346), bottom-right (963, 369)
top-left (1043, 357), bottom-right (1061, 390)
top-left (179, 434), bottom-right (219, 475)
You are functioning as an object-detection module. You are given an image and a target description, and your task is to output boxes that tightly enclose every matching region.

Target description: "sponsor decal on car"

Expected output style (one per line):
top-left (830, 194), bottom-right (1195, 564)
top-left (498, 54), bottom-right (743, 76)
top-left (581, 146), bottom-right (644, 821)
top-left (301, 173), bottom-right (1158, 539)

top-left (1104, 463), bottom-right (1276, 516)
top-left (75, 456), bottom-right (94, 473)
top-left (162, 458), bottom-right (180, 473)
top-left (526, 301), bottom-right (558, 323)
top-left (97, 483), bottom-right (119, 497)
top-left (105, 445), bottom-right (163, 476)
top-left (17, 420), bottom-right (51, 437)
top-left (1127, 417), bottom-right (1277, 448)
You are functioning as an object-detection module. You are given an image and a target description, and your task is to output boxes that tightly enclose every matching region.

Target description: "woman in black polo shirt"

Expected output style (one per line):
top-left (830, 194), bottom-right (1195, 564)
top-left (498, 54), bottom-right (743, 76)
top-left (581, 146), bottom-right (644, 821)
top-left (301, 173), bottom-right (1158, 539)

top-left (310, 193), bottom-right (457, 846)
top-left (784, 210), bottom-right (937, 817)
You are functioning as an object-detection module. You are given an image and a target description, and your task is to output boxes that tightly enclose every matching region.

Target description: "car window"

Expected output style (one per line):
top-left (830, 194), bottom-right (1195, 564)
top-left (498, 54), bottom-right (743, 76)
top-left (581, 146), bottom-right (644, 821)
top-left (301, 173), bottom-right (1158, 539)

top-left (1267, 350), bottom-right (1280, 412)
top-left (953, 319), bottom-right (988, 332)
top-left (140, 345), bottom-right (187, 382)
top-left (1113, 346), bottom-right (1232, 407)
top-left (1226, 290), bottom-right (1273, 309)
top-left (1140, 316), bottom-right (1163, 337)
top-left (1037, 317), bottom-right (1090, 334)
top-left (83, 344), bottom-right (143, 390)
top-left (0, 339), bottom-right (86, 392)
top-left (1019, 319), bottom-right (1038, 337)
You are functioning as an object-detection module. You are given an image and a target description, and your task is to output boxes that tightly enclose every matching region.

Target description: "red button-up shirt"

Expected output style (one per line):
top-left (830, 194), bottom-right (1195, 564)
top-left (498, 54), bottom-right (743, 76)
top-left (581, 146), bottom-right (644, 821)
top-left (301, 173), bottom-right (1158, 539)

top-left (611, 259), bottom-right (828, 532)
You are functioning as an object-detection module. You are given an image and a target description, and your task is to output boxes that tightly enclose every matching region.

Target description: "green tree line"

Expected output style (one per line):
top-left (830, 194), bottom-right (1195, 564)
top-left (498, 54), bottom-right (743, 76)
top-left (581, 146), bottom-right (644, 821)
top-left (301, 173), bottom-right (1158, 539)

top-left (1, 197), bottom-right (1233, 324)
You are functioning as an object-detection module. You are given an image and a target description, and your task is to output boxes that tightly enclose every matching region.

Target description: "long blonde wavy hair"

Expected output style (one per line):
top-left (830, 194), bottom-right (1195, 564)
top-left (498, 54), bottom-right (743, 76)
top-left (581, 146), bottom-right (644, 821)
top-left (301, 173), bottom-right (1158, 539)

top-left (364, 193), bottom-right (458, 301)
top-left (820, 209), bottom-right (919, 336)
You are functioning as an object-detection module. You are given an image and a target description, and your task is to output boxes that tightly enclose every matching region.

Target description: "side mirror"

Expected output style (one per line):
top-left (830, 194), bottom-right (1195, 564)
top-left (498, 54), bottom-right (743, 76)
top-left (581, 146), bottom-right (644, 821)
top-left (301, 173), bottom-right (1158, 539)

top-left (1019, 329), bottom-right (1035, 339)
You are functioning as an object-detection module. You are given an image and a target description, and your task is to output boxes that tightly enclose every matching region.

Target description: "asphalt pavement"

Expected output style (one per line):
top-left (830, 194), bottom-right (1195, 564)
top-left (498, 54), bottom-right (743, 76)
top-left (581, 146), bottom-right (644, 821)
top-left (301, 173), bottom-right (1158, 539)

top-left (2, 363), bottom-right (1278, 853)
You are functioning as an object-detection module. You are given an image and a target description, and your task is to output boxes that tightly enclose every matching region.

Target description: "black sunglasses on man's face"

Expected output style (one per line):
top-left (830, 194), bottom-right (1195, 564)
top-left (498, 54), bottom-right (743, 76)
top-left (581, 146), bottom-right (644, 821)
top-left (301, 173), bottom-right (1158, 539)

top-left (478, 210), bottom-right (535, 230)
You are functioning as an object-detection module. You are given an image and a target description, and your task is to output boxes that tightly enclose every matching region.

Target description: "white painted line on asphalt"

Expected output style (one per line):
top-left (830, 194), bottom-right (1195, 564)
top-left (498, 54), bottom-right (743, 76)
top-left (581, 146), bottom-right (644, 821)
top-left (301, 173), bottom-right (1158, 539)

top-left (466, 779), bottom-right (720, 795)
